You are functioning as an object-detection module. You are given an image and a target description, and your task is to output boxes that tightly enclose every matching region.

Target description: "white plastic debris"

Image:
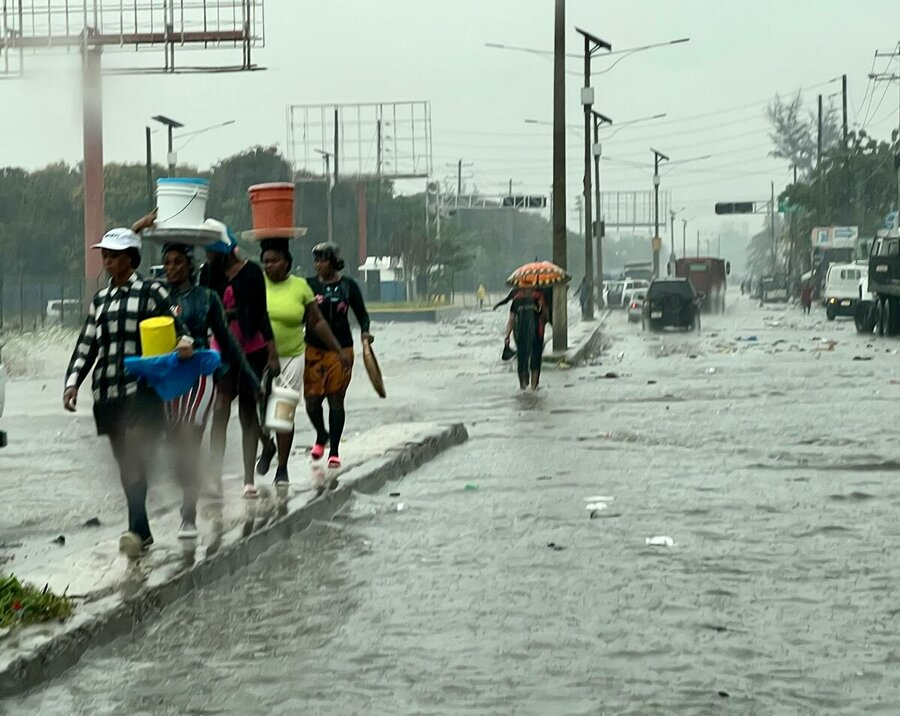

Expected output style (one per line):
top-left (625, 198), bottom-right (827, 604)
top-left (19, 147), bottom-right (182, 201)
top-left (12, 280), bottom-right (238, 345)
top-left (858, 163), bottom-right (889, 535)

top-left (585, 502), bottom-right (608, 512)
top-left (396, 502), bottom-right (405, 512)
top-left (645, 536), bottom-right (675, 547)
top-left (583, 495), bottom-right (615, 502)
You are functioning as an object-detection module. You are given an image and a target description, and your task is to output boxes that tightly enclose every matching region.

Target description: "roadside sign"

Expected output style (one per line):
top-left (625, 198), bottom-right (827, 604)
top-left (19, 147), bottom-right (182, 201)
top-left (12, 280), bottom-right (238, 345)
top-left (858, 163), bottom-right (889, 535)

top-left (651, 236), bottom-right (662, 251)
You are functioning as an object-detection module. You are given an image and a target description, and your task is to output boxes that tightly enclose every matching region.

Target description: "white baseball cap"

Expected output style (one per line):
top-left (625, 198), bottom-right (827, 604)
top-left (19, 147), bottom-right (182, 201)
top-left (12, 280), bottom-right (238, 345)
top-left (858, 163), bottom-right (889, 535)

top-left (92, 228), bottom-right (142, 251)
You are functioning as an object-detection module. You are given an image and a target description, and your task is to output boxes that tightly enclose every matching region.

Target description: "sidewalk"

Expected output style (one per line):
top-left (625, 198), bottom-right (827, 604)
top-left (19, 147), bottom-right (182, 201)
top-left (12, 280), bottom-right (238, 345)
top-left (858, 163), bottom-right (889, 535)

top-left (0, 421), bottom-right (467, 697)
top-left (545, 309), bottom-right (610, 366)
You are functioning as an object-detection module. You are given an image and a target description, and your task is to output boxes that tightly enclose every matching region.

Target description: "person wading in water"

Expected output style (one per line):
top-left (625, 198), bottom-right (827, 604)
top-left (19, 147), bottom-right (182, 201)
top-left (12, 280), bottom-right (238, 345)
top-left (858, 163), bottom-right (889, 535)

top-left (304, 242), bottom-right (372, 468)
top-left (257, 238), bottom-right (348, 484)
top-left (64, 223), bottom-right (194, 557)
top-left (503, 287), bottom-right (548, 391)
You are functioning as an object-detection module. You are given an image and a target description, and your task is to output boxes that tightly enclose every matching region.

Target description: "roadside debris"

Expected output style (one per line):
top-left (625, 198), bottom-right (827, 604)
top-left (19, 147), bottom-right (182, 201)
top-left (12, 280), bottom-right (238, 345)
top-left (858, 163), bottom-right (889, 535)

top-left (645, 535), bottom-right (675, 547)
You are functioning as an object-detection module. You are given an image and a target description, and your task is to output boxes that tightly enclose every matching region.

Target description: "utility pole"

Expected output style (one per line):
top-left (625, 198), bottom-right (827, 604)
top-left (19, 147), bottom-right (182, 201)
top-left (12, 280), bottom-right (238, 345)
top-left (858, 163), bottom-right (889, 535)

top-left (576, 27), bottom-right (611, 321)
top-left (669, 210), bottom-right (676, 259)
top-left (770, 181), bottom-right (777, 273)
top-left (817, 94), bottom-right (823, 168)
top-left (682, 218), bottom-right (687, 259)
top-left (696, 229), bottom-right (700, 257)
top-left (871, 46), bottom-right (900, 211)
top-left (551, 0), bottom-right (567, 352)
top-left (316, 149), bottom-right (334, 244)
top-left (651, 148), bottom-right (670, 277)
top-left (842, 74), bottom-right (848, 141)
top-left (592, 110), bottom-right (612, 310)
top-left (145, 126), bottom-right (153, 211)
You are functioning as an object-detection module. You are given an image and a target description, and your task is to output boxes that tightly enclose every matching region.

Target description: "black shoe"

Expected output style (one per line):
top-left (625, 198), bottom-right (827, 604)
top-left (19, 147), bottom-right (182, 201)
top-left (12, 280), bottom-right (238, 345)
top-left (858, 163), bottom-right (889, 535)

top-left (256, 438), bottom-right (277, 475)
top-left (274, 465), bottom-right (289, 485)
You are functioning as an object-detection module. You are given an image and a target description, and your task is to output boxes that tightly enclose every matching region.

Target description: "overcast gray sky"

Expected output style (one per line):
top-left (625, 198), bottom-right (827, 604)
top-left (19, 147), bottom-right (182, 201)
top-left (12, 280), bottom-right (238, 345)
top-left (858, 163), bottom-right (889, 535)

top-left (2, 0), bottom-right (899, 241)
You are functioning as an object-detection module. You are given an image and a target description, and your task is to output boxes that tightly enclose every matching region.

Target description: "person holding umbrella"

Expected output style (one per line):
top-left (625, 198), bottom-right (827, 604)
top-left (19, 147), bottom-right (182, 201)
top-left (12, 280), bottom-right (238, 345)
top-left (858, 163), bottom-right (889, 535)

top-left (501, 261), bottom-right (568, 391)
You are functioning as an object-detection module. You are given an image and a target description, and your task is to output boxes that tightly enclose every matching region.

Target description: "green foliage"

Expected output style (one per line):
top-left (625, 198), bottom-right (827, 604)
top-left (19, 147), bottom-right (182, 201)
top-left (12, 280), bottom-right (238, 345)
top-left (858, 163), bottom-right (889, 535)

top-left (767, 92), bottom-right (841, 178)
top-left (0, 574), bottom-right (74, 629)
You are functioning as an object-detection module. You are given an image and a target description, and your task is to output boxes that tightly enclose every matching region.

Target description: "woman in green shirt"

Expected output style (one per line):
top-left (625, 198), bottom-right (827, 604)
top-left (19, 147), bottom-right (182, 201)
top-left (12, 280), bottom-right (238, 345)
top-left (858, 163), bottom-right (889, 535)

top-left (258, 239), bottom-right (346, 484)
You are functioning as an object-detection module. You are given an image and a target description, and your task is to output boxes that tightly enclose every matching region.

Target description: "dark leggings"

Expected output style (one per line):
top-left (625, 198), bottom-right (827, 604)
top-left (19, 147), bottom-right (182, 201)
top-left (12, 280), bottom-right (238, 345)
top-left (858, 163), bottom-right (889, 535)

top-left (109, 428), bottom-right (155, 540)
top-left (305, 392), bottom-right (347, 458)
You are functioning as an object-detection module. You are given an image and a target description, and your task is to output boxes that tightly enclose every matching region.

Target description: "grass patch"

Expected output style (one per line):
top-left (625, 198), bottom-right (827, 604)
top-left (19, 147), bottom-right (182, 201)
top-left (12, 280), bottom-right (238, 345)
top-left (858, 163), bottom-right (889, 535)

top-left (1, 574), bottom-right (74, 629)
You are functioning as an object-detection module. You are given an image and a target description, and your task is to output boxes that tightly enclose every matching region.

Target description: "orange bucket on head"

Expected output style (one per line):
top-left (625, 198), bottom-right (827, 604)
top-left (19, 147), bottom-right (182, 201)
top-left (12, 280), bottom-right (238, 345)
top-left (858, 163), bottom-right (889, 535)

top-left (248, 182), bottom-right (295, 230)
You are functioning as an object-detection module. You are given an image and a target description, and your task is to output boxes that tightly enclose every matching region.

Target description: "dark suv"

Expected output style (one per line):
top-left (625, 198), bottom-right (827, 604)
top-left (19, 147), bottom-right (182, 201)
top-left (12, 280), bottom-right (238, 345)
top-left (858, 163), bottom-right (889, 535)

top-left (642, 278), bottom-right (700, 332)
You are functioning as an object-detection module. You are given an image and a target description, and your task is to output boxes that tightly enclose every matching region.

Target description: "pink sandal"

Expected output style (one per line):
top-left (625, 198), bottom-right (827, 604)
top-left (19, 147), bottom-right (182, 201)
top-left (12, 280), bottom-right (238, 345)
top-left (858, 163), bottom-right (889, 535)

top-left (327, 456), bottom-right (342, 469)
top-left (310, 443), bottom-right (326, 461)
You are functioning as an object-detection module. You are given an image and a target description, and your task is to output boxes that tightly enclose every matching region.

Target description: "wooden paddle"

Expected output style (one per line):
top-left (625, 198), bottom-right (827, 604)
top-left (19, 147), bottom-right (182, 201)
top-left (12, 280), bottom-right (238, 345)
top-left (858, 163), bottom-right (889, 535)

top-left (362, 341), bottom-right (386, 398)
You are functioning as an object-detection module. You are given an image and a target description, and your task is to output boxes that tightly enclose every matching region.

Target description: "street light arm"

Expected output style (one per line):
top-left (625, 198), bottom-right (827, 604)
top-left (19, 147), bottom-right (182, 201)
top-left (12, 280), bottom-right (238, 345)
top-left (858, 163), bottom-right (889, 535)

top-left (486, 37), bottom-right (689, 61)
top-left (173, 120), bottom-right (237, 150)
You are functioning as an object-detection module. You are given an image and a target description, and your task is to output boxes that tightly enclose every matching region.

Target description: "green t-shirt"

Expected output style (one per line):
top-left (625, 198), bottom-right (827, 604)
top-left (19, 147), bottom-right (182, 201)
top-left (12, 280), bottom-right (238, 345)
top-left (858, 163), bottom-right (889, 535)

top-left (265, 275), bottom-right (316, 357)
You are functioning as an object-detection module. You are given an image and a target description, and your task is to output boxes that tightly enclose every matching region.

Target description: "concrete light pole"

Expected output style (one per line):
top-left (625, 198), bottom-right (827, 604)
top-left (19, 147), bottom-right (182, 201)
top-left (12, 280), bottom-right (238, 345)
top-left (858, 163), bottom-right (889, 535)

top-left (575, 27), bottom-right (611, 321)
top-left (551, 0), bottom-right (567, 352)
top-left (152, 115), bottom-right (184, 177)
top-left (591, 110), bottom-right (612, 309)
top-left (651, 148), bottom-right (670, 277)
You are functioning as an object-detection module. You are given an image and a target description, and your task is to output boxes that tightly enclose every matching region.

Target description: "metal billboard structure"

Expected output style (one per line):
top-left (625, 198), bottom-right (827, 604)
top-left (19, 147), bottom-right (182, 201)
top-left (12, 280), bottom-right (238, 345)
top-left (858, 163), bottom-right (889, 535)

top-left (600, 190), bottom-right (671, 231)
top-left (1, 0), bottom-right (265, 74)
top-left (1, 1), bottom-right (265, 294)
top-left (286, 101), bottom-right (432, 181)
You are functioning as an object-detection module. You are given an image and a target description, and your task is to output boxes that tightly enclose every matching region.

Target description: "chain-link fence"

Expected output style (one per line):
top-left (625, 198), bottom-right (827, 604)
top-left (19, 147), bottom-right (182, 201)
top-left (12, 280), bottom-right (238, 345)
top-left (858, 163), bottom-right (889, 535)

top-left (0, 275), bottom-right (85, 331)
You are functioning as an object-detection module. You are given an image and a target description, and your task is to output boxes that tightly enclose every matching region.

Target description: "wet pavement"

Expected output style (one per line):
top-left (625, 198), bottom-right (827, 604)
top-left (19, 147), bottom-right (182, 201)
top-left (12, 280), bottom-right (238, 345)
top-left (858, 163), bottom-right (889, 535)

top-left (5, 294), bottom-right (900, 713)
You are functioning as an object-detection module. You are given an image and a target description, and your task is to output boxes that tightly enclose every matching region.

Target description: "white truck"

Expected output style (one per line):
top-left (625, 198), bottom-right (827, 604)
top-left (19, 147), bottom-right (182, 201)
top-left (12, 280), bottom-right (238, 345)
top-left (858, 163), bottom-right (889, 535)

top-left (823, 262), bottom-right (866, 320)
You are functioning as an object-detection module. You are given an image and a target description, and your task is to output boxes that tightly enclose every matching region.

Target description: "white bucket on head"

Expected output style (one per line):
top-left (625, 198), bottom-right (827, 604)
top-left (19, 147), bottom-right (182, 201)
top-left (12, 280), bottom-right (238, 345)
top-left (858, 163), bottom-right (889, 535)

top-left (264, 379), bottom-right (301, 433)
top-left (156, 178), bottom-right (209, 229)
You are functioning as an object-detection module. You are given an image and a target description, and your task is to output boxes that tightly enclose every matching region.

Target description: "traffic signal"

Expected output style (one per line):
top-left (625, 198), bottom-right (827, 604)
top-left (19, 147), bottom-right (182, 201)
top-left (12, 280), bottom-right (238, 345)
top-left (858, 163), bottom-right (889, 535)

top-left (715, 202), bottom-right (755, 215)
top-left (502, 195), bottom-right (547, 209)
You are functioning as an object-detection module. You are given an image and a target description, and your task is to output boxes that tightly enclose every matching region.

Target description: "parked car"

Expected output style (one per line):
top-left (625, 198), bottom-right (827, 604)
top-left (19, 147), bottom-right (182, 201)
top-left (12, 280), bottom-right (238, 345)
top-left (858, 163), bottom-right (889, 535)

top-left (642, 278), bottom-right (700, 332)
top-left (605, 280), bottom-right (626, 308)
top-left (626, 289), bottom-right (646, 323)
top-left (760, 275), bottom-right (789, 303)
top-left (608, 278), bottom-right (648, 308)
top-left (0, 343), bottom-right (6, 448)
top-left (45, 299), bottom-right (83, 326)
top-left (823, 262), bottom-right (865, 320)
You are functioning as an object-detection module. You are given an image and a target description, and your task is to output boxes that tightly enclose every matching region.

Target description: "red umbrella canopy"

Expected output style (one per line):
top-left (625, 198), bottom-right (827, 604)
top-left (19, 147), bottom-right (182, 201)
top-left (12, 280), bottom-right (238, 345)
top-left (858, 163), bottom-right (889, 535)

top-left (506, 261), bottom-right (571, 288)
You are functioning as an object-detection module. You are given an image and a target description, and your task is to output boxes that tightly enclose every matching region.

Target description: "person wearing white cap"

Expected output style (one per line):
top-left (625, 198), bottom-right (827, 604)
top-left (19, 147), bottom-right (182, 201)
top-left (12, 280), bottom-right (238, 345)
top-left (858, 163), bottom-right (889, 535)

top-left (63, 216), bottom-right (195, 559)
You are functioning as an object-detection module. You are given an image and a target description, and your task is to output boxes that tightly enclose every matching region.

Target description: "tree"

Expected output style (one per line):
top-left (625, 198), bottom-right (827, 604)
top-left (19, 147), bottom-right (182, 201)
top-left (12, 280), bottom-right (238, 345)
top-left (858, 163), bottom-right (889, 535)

top-left (767, 92), bottom-right (840, 178)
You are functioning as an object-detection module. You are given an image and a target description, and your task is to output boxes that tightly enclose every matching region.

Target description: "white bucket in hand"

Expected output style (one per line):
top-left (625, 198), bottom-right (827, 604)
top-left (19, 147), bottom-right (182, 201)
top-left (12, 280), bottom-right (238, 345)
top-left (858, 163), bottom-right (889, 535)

top-left (264, 379), bottom-right (301, 433)
top-left (156, 178), bottom-right (209, 228)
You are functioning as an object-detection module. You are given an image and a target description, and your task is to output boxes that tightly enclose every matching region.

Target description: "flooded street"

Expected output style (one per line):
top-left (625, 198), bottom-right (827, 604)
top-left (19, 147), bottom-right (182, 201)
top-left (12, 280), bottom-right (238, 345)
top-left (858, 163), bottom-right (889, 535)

top-left (7, 294), bottom-right (900, 714)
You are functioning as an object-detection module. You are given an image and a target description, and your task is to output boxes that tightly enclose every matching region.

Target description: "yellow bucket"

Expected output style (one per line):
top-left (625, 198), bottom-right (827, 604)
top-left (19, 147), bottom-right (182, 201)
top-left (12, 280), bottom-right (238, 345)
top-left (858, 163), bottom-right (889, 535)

top-left (140, 316), bottom-right (177, 356)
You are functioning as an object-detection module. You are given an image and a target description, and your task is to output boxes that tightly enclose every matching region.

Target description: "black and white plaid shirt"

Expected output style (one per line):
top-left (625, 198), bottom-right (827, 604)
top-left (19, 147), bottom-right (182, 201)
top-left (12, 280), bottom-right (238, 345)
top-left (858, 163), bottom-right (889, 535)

top-left (65, 273), bottom-right (187, 402)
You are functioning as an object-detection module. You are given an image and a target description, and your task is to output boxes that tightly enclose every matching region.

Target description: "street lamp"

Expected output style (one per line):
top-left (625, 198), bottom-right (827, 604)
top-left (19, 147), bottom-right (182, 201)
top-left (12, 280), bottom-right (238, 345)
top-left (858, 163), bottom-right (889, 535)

top-left (575, 26), bottom-right (612, 321)
top-left (651, 148), bottom-right (670, 278)
top-left (592, 109), bottom-right (612, 309)
top-left (173, 119), bottom-right (237, 150)
top-left (151, 115), bottom-right (184, 177)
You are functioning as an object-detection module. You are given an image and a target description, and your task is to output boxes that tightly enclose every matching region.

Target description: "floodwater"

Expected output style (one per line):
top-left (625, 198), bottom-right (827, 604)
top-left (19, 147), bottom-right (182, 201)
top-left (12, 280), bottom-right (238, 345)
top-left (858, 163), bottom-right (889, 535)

top-left (6, 294), bottom-right (900, 714)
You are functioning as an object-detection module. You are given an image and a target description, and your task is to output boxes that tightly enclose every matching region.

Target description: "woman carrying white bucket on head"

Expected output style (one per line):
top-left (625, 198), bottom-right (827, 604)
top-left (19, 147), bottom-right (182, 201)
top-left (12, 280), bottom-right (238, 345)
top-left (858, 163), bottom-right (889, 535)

top-left (257, 238), bottom-right (347, 484)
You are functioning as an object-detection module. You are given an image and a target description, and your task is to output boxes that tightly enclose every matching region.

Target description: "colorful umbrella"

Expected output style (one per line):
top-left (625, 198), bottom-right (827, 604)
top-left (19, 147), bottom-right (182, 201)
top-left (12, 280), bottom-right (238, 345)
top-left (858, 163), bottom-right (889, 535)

top-left (505, 261), bottom-right (571, 288)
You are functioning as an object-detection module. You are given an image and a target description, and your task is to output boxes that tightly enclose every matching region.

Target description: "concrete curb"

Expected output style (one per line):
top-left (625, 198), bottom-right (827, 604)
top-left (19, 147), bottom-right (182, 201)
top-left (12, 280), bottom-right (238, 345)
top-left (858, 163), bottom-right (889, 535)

top-left (0, 422), bottom-right (468, 699)
top-left (546, 309), bottom-right (611, 367)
